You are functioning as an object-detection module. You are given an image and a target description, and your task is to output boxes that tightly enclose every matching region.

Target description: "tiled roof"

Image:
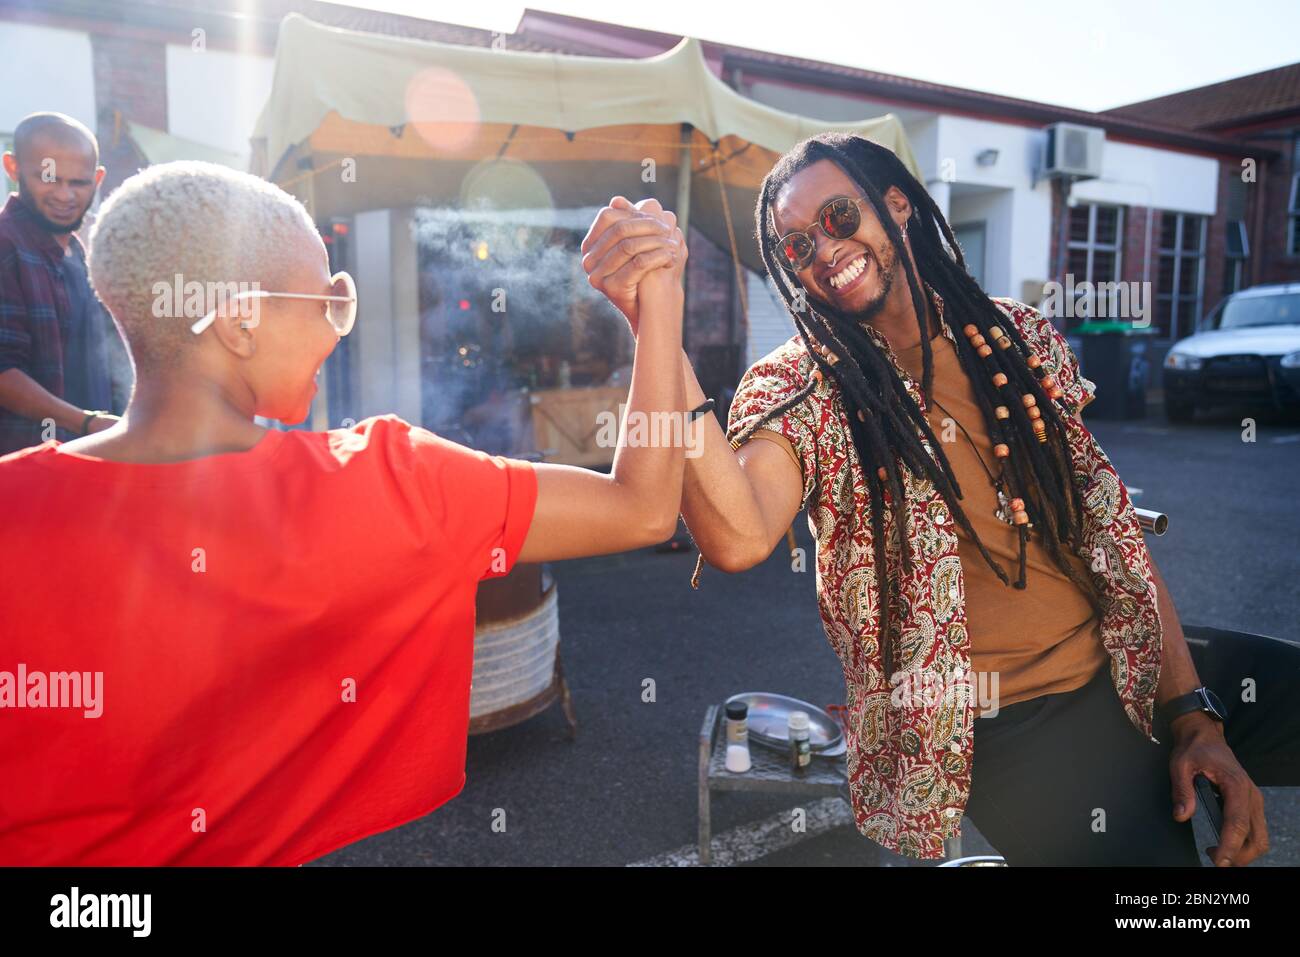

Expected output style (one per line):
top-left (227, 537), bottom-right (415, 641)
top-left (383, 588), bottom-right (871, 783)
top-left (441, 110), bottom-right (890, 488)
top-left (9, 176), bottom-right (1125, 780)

top-left (25, 0), bottom-right (1282, 157)
top-left (1103, 62), bottom-right (1300, 131)
top-left (514, 9), bottom-right (1268, 158)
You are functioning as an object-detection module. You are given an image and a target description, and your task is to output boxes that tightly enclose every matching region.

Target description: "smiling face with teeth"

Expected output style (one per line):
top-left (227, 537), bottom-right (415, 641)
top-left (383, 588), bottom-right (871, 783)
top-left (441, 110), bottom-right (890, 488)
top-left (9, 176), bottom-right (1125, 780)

top-left (771, 158), bottom-right (913, 322)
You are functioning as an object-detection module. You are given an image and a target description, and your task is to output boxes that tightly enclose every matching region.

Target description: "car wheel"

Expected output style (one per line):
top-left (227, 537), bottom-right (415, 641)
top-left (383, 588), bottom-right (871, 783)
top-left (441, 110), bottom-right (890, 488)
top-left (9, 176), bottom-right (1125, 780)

top-left (1165, 399), bottom-right (1196, 423)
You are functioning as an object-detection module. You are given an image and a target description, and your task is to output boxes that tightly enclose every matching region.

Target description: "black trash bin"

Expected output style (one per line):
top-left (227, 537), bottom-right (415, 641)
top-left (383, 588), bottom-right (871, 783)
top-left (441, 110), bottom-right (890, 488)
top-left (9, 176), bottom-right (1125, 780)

top-left (1073, 321), bottom-right (1156, 420)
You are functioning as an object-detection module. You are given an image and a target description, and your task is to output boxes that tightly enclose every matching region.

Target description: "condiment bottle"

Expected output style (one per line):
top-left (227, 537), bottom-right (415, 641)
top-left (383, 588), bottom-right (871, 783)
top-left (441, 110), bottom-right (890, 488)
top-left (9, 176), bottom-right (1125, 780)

top-left (724, 701), bottom-right (752, 773)
top-left (788, 710), bottom-right (812, 773)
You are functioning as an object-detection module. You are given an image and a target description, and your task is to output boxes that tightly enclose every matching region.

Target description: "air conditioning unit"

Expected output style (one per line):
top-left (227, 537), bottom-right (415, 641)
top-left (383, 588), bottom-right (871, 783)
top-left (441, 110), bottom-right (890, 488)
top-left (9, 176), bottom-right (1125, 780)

top-left (1041, 123), bottom-right (1105, 179)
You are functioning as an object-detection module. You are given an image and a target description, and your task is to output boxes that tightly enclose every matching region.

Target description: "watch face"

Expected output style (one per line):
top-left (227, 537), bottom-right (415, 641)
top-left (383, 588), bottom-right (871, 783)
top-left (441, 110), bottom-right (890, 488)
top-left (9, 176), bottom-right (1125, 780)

top-left (1201, 688), bottom-right (1228, 721)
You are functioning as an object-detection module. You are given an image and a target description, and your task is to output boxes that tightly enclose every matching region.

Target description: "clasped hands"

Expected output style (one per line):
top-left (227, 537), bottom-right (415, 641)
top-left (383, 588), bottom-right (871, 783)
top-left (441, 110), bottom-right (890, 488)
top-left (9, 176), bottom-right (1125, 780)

top-left (580, 196), bottom-right (687, 335)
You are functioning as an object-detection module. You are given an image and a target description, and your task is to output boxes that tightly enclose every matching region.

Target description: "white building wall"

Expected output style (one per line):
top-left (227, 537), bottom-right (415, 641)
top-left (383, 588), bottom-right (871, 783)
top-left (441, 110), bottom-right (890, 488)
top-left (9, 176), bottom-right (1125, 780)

top-left (745, 271), bottom-right (797, 367)
top-left (346, 208), bottom-right (422, 428)
top-left (950, 189), bottom-right (1009, 293)
top-left (930, 115), bottom-right (1055, 300)
top-left (165, 44), bottom-right (275, 161)
top-left (736, 79), bottom-right (1224, 360)
top-left (1070, 139), bottom-right (1218, 215)
top-left (0, 23), bottom-right (97, 134)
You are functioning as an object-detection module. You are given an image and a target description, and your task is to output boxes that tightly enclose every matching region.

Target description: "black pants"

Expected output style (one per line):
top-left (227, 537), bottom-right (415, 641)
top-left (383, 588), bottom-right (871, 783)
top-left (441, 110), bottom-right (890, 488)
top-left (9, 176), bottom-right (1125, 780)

top-left (963, 626), bottom-right (1300, 866)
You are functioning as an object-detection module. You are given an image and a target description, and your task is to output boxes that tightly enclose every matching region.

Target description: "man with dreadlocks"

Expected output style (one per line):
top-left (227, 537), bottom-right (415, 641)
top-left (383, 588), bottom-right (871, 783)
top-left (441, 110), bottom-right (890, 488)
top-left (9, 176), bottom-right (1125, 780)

top-left (582, 133), bottom-right (1269, 867)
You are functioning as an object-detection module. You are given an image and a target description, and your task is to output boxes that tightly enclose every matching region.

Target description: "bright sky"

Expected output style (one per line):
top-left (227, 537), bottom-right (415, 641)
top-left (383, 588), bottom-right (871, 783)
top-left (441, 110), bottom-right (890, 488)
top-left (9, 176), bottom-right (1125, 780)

top-left (325, 0), bottom-right (1299, 113)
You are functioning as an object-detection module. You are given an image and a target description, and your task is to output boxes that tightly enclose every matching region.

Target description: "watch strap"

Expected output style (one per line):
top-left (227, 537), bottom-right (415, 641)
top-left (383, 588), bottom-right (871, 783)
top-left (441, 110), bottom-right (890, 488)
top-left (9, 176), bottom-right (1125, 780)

top-left (1159, 688), bottom-right (1224, 731)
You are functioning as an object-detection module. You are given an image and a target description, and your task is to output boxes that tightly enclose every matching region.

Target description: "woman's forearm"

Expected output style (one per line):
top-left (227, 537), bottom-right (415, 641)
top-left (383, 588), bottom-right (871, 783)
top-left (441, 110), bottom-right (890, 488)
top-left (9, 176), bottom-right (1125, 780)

top-left (607, 273), bottom-right (687, 538)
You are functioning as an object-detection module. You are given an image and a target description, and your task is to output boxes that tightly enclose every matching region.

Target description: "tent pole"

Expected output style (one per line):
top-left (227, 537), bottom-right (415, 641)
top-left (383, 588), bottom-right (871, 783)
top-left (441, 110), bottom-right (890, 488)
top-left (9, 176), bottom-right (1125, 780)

top-left (676, 122), bottom-right (692, 352)
top-left (675, 122), bottom-right (693, 235)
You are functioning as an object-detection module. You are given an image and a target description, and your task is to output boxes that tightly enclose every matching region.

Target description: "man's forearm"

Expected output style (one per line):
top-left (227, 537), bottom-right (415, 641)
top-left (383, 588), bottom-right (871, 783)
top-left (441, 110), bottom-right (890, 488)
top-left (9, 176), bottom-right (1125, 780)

top-left (677, 351), bottom-right (776, 567)
top-left (0, 368), bottom-right (86, 433)
top-left (1149, 555), bottom-right (1221, 739)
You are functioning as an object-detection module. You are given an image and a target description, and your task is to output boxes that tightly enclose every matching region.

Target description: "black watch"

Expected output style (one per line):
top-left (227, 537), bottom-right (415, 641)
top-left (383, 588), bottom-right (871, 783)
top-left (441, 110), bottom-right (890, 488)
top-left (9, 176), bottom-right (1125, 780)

top-left (1158, 687), bottom-right (1227, 735)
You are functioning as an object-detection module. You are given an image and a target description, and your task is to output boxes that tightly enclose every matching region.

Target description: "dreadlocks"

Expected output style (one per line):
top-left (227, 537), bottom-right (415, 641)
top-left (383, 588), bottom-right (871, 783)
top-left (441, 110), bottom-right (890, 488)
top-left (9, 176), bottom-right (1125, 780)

top-left (715, 132), bottom-right (1103, 677)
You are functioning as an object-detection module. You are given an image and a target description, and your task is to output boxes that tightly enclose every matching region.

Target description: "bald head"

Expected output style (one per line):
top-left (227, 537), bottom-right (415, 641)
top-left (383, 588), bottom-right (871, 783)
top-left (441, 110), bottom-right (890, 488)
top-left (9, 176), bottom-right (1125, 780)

top-left (13, 112), bottom-right (99, 165)
top-left (3, 112), bottom-right (103, 235)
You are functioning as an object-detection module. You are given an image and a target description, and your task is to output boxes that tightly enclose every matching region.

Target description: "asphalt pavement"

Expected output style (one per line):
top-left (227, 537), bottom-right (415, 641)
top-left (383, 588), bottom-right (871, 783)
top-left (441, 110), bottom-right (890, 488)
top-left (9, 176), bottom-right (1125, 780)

top-left (314, 404), bottom-right (1300, 867)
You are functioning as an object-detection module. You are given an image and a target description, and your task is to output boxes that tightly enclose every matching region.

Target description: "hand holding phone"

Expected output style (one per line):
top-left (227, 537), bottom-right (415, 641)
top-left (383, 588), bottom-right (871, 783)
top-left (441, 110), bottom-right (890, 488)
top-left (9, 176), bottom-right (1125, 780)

top-left (1194, 772), bottom-right (1224, 844)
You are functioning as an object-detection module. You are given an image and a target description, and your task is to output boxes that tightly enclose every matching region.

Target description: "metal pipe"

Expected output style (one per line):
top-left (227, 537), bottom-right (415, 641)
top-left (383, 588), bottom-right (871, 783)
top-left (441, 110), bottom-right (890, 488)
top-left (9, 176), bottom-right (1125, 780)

top-left (1134, 507), bottom-right (1168, 535)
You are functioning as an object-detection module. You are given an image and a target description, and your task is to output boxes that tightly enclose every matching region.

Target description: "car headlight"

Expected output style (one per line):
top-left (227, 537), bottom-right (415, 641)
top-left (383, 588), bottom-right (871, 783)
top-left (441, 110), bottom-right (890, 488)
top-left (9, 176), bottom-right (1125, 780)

top-left (1164, 351), bottom-right (1203, 371)
top-left (1281, 350), bottom-right (1300, 369)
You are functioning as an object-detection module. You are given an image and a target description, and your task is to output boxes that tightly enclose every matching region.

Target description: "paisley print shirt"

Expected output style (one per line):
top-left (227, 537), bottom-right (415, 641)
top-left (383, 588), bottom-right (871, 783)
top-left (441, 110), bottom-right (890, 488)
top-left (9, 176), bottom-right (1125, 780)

top-left (724, 297), bottom-right (1164, 861)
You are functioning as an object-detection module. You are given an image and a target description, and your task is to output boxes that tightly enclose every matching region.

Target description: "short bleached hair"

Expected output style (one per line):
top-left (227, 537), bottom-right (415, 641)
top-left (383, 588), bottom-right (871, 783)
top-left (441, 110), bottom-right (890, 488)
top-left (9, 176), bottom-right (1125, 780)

top-left (88, 160), bottom-right (320, 367)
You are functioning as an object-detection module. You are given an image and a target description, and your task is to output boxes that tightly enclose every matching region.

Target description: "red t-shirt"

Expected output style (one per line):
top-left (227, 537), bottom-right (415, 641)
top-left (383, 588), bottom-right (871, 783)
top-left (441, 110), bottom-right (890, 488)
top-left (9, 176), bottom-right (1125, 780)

top-left (0, 414), bottom-right (537, 865)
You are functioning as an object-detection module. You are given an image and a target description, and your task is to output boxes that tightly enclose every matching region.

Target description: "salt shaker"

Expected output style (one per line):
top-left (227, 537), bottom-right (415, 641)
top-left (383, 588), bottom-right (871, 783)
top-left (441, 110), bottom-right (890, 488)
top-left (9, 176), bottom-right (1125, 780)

top-left (724, 701), bottom-right (752, 773)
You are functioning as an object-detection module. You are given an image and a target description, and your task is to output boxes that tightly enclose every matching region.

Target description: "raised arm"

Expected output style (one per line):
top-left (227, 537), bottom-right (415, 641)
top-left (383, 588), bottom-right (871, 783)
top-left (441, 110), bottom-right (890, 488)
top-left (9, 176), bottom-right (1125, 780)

top-left (576, 198), bottom-right (804, 573)
top-left (676, 354), bottom-right (803, 572)
top-left (516, 201), bottom-right (688, 562)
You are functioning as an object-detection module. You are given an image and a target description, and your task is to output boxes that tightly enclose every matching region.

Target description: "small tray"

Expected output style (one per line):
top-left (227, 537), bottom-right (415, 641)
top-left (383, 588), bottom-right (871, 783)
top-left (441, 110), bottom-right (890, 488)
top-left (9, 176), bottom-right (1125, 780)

top-left (723, 692), bottom-right (845, 757)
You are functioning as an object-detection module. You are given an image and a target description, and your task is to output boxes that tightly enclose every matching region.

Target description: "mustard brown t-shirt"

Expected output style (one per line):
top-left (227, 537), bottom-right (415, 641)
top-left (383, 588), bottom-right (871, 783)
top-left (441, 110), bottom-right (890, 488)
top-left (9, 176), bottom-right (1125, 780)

top-left (895, 329), bottom-right (1108, 716)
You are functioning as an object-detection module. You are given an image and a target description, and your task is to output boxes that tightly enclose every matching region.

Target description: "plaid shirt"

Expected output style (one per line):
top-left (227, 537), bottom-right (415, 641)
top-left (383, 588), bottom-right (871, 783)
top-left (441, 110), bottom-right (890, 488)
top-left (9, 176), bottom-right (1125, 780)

top-left (726, 297), bottom-right (1162, 861)
top-left (0, 193), bottom-right (118, 454)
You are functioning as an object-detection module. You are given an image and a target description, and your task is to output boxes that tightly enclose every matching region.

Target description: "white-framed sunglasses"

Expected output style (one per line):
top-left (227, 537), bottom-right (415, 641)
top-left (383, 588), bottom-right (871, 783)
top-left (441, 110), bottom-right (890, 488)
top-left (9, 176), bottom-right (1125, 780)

top-left (188, 271), bottom-right (357, 337)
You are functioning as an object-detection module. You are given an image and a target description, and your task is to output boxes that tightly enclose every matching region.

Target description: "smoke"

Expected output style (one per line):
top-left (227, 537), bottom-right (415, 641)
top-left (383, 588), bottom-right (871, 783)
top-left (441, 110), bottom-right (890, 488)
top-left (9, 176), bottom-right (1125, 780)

top-left (412, 204), bottom-right (630, 455)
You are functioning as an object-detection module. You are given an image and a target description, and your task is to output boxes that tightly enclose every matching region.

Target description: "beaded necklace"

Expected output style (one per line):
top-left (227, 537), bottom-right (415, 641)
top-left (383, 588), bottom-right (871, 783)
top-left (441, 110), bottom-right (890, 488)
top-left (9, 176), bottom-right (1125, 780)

top-left (954, 319), bottom-right (1064, 532)
top-left (928, 394), bottom-right (1023, 530)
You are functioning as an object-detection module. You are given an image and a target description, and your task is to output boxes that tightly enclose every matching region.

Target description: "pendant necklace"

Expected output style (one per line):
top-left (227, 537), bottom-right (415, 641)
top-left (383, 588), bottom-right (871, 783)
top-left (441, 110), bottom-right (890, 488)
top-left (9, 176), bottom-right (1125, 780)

top-left (929, 396), bottom-right (1027, 530)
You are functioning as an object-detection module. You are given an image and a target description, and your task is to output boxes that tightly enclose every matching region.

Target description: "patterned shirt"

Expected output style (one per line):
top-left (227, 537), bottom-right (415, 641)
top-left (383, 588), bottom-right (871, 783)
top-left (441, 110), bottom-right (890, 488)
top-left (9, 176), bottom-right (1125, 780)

top-left (725, 296), bottom-right (1163, 861)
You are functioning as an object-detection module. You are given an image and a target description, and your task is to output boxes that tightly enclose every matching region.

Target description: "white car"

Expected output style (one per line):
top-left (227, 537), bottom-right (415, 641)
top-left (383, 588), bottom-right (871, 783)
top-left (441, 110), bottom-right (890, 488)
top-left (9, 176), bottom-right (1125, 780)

top-left (1161, 283), bottom-right (1300, 421)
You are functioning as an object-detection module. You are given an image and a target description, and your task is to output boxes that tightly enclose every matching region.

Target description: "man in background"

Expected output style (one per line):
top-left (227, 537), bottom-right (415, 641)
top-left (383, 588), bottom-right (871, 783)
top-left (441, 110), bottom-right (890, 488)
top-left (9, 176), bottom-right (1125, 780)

top-left (0, 111), bottom-right (128, 454)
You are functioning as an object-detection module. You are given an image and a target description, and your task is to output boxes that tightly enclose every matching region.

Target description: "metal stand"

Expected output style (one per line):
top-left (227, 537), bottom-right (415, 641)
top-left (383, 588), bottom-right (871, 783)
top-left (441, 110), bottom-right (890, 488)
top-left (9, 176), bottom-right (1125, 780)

top-left (698, 702), bottom-right (981, 865)
top-left (697, 703), bottom-right (848, 865)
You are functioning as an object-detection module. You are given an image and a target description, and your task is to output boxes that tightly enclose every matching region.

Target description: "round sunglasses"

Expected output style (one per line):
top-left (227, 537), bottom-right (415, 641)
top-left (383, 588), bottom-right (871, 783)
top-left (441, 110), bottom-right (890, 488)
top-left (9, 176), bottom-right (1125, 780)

top-left (773, 196), bottom-right (870, 272)
top-left (189, 271), bottom-right (358, 337)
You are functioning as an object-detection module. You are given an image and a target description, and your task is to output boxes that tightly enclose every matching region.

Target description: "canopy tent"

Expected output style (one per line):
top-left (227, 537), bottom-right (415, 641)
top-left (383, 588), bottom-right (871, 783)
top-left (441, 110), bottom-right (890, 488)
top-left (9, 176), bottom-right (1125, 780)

top-left (123, 119), bottom-right (246, 170)
top-left (251, 14), bottom-right (920, 279)
top-left (99, 110), bottom-right (246, 170)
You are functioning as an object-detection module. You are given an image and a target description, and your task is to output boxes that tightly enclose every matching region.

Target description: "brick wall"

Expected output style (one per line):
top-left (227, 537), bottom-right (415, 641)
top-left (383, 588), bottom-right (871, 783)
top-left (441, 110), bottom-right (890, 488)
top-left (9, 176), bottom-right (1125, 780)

top-left (1119, 204), bottom-right (1149, 287)
top-left (1203, 160), bottom-right (1239, 305)
top-left (1046, 176), bottom-right (1234, 335)
top-left (91, 32), bottom-right (168, 129)
top-left (1249, 129), bottom-right (1300, 286)
top-left (1046, 178), bottom-right (1065, 287)
top-left (90, 32), bottom-right (169, 196)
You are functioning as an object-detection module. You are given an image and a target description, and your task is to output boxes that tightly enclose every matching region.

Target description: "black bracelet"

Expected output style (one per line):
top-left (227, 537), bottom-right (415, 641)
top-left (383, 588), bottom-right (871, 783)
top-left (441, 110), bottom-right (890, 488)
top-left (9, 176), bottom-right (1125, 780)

top-left (79, 410), bottom-right (112, 435)
top-left (687, 398), bottom-right (715, 423)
